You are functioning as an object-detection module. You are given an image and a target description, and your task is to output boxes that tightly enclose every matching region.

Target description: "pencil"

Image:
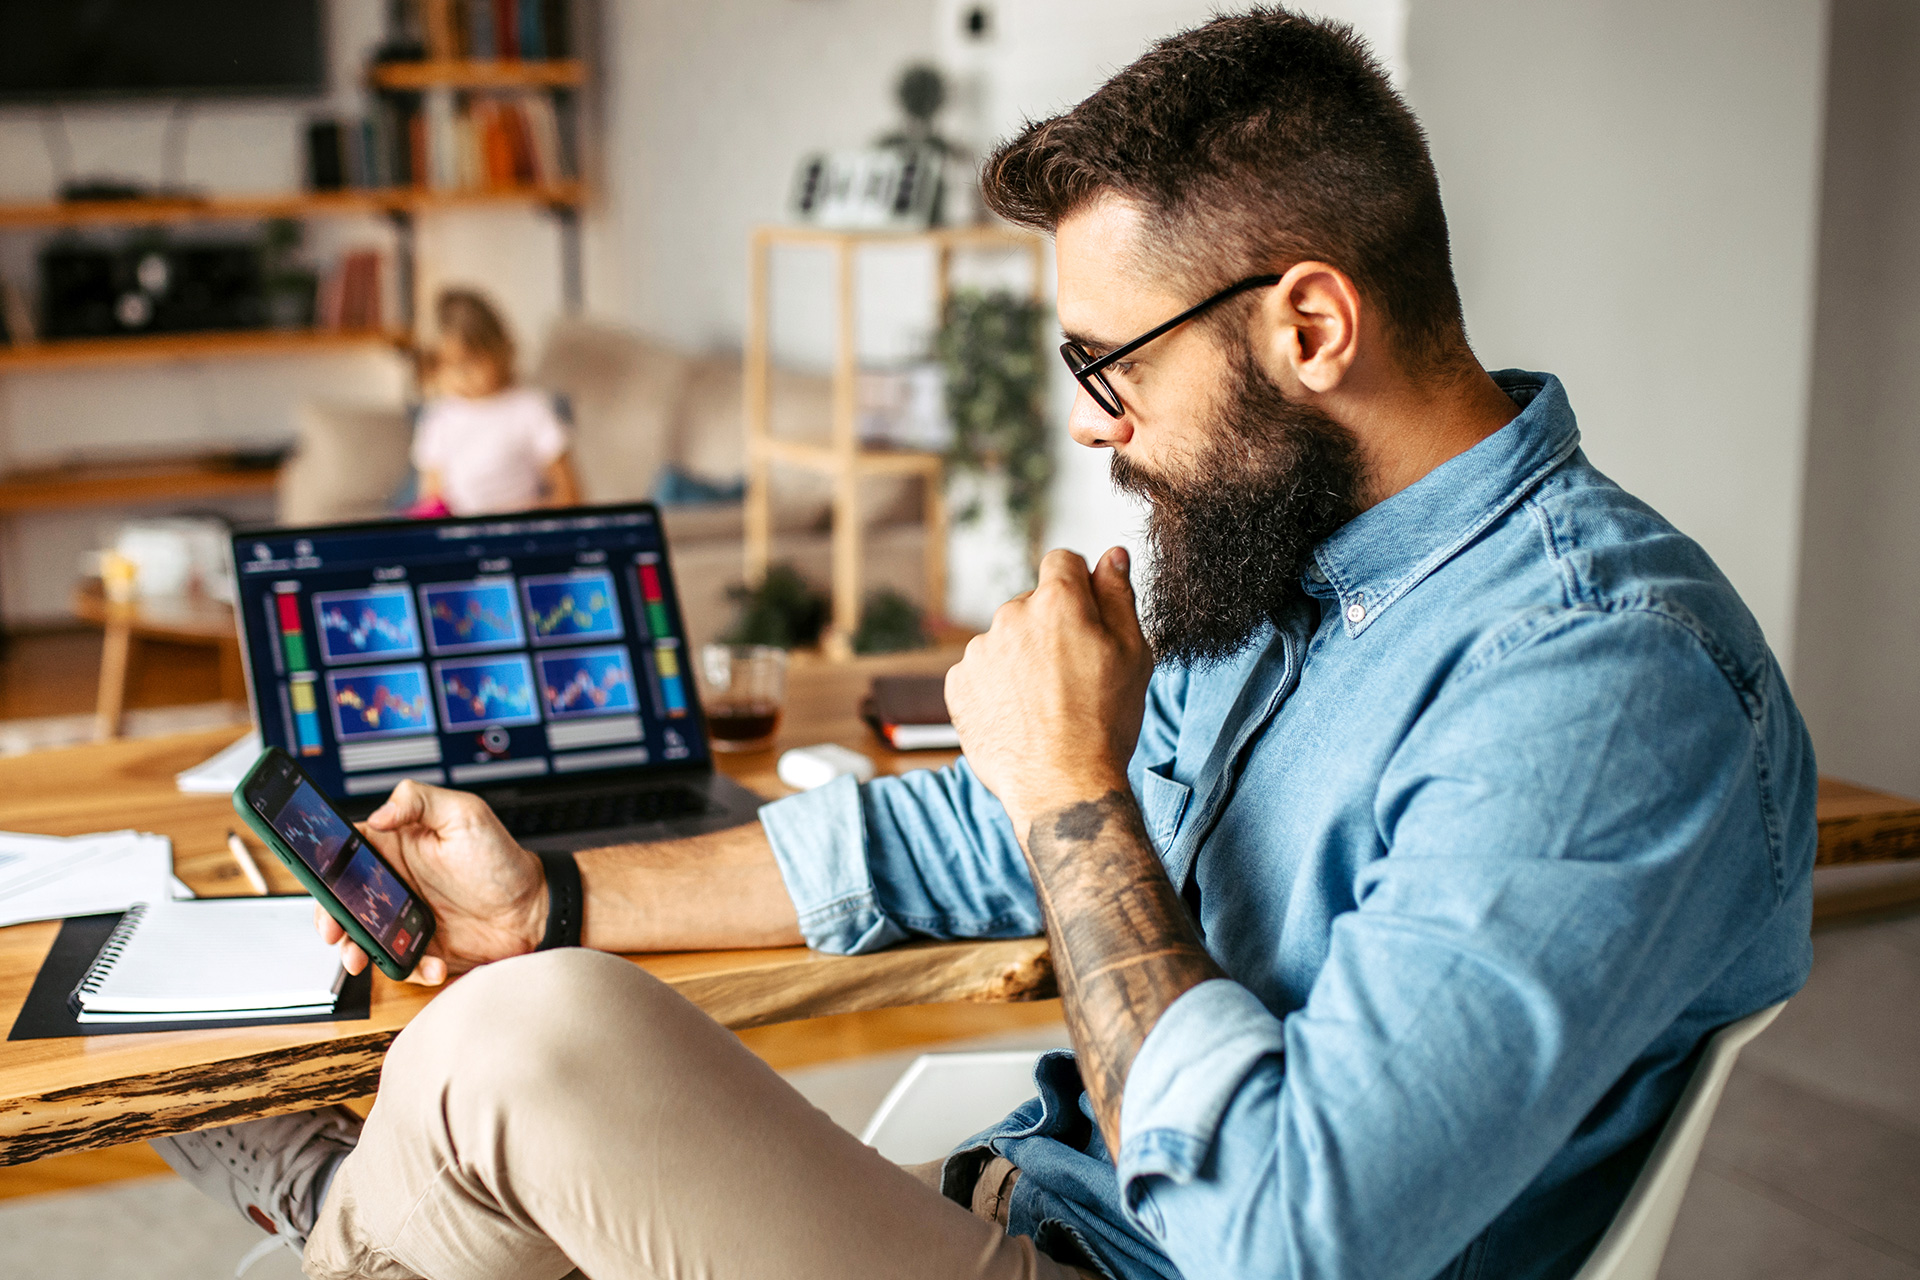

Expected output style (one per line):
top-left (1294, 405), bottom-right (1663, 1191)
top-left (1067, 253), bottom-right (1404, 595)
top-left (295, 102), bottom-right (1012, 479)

top-left (226, 829), bottom-right (270, 895)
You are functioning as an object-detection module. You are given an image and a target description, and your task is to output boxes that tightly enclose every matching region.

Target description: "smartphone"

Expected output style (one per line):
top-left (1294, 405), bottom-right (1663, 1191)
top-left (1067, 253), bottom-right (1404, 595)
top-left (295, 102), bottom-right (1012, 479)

top-left (235, 747), bottom-right (435, 981)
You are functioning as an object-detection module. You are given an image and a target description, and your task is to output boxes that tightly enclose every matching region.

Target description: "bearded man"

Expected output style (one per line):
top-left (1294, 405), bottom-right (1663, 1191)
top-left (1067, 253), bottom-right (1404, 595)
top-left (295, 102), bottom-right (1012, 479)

top-left (153, 9), bottom-right (1815, 1280)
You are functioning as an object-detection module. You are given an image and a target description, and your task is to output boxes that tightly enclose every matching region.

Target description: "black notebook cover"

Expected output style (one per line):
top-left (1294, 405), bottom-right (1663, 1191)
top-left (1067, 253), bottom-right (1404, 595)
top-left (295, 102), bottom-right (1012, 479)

top-left (8, 911), bottom-right (372, 1041)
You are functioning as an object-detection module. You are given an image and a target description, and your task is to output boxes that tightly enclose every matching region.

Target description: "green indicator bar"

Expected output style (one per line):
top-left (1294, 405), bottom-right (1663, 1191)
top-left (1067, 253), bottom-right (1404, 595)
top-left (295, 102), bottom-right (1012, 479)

top-left (646, 603), bottom-right (671, 637)
top-left (283, 635), bottom-right (309, 671)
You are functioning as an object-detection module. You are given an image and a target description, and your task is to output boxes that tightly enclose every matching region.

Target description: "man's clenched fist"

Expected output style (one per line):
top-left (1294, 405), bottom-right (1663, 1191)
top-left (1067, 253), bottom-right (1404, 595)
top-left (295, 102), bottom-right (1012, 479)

top-left (944, 546), bottom-right (1154, 842)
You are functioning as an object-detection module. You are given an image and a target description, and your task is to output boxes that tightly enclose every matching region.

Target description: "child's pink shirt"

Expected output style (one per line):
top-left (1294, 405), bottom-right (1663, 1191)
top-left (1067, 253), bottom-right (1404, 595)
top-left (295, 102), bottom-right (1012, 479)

top-left (412, 387), bottom-right (569, 516)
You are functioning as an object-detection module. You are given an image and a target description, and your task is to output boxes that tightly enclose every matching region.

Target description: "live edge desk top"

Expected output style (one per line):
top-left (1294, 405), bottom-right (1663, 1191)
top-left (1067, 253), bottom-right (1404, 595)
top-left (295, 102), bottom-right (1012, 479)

top-left (1, 647), bottom-right (1915, 1166)
top-left (0, 649), bottom-right (1052, 1166)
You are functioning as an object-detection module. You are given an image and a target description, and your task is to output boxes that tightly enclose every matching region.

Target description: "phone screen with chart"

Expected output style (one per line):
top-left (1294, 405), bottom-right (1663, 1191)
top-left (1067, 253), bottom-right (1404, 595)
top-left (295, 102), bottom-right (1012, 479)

top-left (246, 754), bottom-right (431, 966)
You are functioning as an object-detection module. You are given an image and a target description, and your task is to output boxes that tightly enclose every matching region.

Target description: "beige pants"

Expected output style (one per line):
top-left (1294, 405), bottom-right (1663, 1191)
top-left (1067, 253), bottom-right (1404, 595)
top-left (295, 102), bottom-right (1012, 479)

top-left (304, 949), bottom-right (1093, 1280)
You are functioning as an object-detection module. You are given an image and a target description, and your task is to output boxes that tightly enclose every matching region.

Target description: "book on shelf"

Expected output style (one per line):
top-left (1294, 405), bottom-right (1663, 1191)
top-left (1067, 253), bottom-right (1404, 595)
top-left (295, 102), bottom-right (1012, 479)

top-left (412, 0), bottom-right (570, 61)
top-left (426, 92), bottom-right (573, 191)
top-left (317, 250), bottom-right (384, 333)
top-left (307, 104), bottom-right (421, 191)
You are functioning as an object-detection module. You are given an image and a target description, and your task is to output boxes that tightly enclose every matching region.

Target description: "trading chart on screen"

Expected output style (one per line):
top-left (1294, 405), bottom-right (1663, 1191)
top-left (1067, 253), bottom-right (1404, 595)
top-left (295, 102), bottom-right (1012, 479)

top-left (233, 508), bottom-right (706, 800)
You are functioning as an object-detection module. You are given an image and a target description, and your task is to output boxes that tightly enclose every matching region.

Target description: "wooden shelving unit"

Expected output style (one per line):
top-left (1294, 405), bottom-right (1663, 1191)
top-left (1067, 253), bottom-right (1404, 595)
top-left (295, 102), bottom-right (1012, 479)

top-left (744, 224), bottom-right (1048, 657)
top-left (0, 328), bottom-right (407, 373)
top-left (369, 58), bottom-right (585, 90)
top-left (0, 182), bottom-right (585, 231)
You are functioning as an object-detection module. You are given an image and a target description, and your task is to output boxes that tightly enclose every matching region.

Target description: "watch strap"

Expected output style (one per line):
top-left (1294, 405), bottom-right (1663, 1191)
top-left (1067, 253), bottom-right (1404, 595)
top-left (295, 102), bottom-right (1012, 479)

top-left (535, 851), bottom-right (583, 950)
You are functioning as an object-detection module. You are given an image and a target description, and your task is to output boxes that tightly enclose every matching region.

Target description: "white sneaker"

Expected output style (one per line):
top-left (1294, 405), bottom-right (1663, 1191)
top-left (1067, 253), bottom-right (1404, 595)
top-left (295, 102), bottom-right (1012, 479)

top-left (150, 1105), bottom-right (361, 1246)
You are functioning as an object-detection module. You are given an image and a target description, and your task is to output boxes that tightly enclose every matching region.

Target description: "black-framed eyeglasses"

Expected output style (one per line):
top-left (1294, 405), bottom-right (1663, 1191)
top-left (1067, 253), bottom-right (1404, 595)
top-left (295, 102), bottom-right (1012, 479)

top-left (1059, 274), bottom-right (1283, 418)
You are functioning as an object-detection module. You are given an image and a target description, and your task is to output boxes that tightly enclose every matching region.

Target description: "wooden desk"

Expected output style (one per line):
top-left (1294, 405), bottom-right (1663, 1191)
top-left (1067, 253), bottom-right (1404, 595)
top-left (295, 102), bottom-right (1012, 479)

top-left (0, 648), bottom-right (1052, 1165)
top-left (2, 643), bottom-right (1917, 1165)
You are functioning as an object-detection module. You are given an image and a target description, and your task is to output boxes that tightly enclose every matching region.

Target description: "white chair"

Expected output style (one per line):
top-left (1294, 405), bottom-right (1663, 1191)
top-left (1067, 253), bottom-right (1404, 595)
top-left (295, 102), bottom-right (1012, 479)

top-left (862, 1002), bottom-right (1786, 1279)
top-left (1571, 1000), bottom-right (1785, 1280)
top-left (862, 1050), bottom-right (1052, 1165)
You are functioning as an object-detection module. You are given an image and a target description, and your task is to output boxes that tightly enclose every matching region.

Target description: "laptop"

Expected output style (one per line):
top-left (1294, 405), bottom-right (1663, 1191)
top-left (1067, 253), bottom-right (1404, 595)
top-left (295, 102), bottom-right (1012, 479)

top-left (229, 503), bottom-right (766, 851)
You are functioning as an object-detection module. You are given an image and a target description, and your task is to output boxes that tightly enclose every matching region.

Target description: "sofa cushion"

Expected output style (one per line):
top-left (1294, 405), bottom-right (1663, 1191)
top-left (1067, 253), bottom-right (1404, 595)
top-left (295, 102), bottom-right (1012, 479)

top-left (278, 402), bottom-right (413, 525)
top-left (676, 356), bottom-right (922, 532)
top-left (534, 317), bottom-right (690, 505)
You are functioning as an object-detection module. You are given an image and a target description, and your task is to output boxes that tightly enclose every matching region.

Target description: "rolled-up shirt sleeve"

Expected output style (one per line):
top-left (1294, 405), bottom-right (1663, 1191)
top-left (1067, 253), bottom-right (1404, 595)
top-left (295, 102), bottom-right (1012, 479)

top-left (758, 664), bottom-right (1195, 956)
top-left (1113, 610), bottom-right (1805, 1280)
top-left (758, 757), bottom-right (1043, 953)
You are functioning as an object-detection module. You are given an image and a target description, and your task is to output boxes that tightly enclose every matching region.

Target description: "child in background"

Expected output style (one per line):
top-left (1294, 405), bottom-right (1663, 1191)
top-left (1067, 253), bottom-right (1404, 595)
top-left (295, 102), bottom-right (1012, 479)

top-left (409, 288), bottom-right (580, 517)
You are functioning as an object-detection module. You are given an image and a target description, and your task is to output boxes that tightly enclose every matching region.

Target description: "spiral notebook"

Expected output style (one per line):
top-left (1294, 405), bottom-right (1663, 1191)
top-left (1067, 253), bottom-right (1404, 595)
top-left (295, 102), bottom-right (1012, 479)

top-left (67, 897), bottom-right (345, 1024)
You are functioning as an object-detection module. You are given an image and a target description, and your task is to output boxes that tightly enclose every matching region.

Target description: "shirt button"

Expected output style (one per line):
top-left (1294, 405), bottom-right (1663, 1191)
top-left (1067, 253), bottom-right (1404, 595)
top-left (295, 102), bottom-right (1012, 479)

top-left (1307, 562), bottom-right (1327, 583)
top-left (1346, 602), bottom-right (1367, 624)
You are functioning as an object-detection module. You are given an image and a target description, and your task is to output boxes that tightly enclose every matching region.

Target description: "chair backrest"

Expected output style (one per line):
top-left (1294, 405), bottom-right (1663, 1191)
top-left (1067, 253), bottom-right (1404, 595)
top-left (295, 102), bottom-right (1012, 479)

top-left (860, 1050), bottom-right (1047, 1166)
top-left (1571, 1001), bottom-right (1786, 1280)
top-left (861, 1002), bottom-right (1786, 1280)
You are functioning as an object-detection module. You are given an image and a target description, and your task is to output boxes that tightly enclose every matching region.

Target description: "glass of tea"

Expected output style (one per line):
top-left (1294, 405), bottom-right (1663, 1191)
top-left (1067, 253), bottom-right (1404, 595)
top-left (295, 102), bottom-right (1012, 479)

top-left (699, 643), bottom-right (788, 752)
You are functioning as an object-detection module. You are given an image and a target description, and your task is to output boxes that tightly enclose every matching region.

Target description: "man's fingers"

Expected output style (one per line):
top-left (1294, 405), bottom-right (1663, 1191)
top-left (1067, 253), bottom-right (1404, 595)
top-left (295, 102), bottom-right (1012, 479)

top-left (365, 778), bottom-right (430, 831)
top-left (338, 939), bottom-right (370, 976)
top-left (315, 902), bottom-right (345, 944)
top-left (1091, 545), bottom-right (1146, 650)
top-left (404, 953), bottom-right (448, 986)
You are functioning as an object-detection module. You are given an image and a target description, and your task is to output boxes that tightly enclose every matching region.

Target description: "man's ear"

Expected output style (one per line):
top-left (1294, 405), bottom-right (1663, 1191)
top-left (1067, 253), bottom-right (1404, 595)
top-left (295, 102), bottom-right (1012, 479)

top-left (1254, 260), bottom-right (1361, 395)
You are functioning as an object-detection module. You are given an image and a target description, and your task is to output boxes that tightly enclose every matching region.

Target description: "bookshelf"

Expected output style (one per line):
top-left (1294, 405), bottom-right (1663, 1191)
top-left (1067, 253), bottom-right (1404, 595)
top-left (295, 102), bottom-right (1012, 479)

top-left (744, 224), bottom-right (1048, 658)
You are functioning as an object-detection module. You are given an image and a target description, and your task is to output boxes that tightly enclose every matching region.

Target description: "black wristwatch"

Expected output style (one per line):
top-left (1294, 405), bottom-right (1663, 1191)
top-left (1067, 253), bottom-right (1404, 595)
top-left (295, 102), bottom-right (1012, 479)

top-left (535, 850), bottom-right (583, 950)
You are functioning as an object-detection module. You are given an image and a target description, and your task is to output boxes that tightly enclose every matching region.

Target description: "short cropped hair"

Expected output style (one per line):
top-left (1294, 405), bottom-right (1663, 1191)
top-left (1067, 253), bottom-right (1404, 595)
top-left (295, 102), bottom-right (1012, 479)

top-left (981, 7), bottom-right (1467, 370)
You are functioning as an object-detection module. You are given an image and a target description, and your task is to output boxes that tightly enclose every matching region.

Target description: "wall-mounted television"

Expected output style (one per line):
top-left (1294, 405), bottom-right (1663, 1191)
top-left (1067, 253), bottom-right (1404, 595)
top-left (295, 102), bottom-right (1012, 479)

top-left (0, 1), bottom-right (325, 102)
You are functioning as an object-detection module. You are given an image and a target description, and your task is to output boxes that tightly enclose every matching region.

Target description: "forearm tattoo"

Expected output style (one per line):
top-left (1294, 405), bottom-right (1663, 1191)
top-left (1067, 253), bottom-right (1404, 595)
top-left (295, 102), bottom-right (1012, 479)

top-left (1024, 790), bottom-right (1224, 1157)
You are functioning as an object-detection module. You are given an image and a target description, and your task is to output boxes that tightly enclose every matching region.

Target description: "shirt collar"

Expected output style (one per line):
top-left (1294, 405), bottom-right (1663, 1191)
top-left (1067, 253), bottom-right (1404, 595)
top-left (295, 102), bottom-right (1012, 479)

top-left (1303, 369), bottom-right (1580, 636)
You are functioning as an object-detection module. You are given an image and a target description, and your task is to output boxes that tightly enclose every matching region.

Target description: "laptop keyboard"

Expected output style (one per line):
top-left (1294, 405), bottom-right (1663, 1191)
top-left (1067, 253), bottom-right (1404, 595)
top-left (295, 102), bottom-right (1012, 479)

top-left (494, 786), bottom-right (709, 838)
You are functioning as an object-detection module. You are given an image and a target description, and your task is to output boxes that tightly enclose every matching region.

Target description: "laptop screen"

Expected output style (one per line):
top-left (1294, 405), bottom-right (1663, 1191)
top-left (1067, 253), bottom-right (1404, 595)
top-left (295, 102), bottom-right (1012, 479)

top-left (231, 505), bottom-right (709, 802)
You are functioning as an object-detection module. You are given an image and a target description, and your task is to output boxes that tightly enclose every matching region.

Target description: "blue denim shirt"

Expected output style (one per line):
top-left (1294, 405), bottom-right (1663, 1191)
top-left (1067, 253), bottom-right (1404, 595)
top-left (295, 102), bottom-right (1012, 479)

top-left (760, 371), bottom-right (1817, 1280)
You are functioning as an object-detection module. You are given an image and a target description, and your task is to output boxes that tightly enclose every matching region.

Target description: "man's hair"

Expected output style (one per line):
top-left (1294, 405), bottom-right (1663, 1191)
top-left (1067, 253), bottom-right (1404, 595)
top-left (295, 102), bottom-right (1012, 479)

top-left (981, 7), bottom-right (1467, 370)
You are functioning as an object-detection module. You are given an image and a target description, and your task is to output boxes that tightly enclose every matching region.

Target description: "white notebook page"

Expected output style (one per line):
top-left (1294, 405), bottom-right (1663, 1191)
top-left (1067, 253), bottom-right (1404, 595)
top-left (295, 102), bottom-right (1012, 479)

top-left (75, 896), bottom-right (345, 1015)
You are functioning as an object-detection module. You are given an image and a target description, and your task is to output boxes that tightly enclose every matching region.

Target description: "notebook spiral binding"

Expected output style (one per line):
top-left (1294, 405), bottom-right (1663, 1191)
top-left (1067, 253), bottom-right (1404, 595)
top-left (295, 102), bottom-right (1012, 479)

top-left (68, 902), bottom-right (150, 1009)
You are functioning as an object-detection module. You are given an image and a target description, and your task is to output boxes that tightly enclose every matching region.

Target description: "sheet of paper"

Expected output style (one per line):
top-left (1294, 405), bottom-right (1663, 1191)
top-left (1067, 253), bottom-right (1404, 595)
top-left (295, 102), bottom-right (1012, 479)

top-left (174, 729), bottom-right (262, 794)
top-left (0, 830), bottom-right (175, 929)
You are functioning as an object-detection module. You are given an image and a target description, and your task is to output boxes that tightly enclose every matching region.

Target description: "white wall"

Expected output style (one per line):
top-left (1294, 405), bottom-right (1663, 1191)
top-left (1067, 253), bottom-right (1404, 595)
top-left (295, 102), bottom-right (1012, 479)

top-left (932, 0), bottom-right (1409, 621)
top-left (1791, 0), bottom-right (1920, 796)
top-left (599, 0), bottom-right (941, 368)
top-left (1402, 0), bottom-right (1828, 669)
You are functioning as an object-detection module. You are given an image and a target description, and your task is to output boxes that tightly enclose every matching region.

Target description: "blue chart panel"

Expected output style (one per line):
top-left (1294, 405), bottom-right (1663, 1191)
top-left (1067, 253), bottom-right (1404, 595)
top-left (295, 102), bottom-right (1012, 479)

top-left (522, 570), bottom-right (624, 646)
top-left (277, 780), bottom-right (352, 879)
top-left (539, 647), bottom-right (639, 720)
top-left (326, 664), bottom-right (436, 741)
top-left (419, 579), bottom-right (525, 654)
top-left (313, 587), bottom-right (423, 664)
top-left (434, 656), bottom-right (543, 729)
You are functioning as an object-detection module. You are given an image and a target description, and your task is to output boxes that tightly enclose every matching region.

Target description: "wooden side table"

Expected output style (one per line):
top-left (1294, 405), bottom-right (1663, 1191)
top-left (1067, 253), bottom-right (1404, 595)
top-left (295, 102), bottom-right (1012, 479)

top-left (70, 579), bottom-right (243, 741)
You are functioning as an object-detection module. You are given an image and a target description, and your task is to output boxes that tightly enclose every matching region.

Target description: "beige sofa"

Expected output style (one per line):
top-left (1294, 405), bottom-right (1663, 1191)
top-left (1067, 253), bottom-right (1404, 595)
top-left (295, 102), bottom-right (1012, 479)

top-left (276, 317), bottom-right (929, 650)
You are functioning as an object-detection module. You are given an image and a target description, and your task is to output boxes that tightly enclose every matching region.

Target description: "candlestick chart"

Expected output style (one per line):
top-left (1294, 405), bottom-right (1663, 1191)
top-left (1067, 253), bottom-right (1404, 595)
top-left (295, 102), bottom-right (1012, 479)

top-left (326, 665), bottom-right (435, 740)
top-left (539, 647), bottom-right (639, 719)
top-left (421, 580), bottom-right (524, 653)
top-left (522, 571), bottom-right (623, 643)
top-left (313, 588), bottom-right (422, 663)
top-left (435, 656), bottom-right (541, 728)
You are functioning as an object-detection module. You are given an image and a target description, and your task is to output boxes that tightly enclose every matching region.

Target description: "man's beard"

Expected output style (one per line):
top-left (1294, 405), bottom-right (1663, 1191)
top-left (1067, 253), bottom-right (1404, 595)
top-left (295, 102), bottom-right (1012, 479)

top-left (1111, 347), bottom-right (1366, 667)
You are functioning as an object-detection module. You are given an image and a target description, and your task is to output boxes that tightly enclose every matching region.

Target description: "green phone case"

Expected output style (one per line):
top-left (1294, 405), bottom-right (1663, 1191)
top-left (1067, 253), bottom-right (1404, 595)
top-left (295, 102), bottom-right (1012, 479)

top-left (232, 747), bottom-right (433, 982)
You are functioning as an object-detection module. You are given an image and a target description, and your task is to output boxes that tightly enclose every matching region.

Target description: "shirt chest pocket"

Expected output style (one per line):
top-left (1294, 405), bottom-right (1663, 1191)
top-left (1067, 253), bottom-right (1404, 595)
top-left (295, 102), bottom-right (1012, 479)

top-left (1139, 762), bottom-right (1194, 855)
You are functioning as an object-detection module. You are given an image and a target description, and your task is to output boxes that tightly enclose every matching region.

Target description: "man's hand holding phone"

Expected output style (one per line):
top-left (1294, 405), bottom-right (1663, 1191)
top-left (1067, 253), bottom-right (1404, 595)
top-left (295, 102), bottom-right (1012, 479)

top-left (321, 780), bottom-right (547, 985)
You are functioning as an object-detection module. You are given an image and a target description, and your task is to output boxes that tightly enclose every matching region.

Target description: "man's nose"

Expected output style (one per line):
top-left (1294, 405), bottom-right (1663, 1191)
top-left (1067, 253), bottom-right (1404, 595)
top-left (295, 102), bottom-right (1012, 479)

top-left (1068, 387), bottom-right (1132, 448)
